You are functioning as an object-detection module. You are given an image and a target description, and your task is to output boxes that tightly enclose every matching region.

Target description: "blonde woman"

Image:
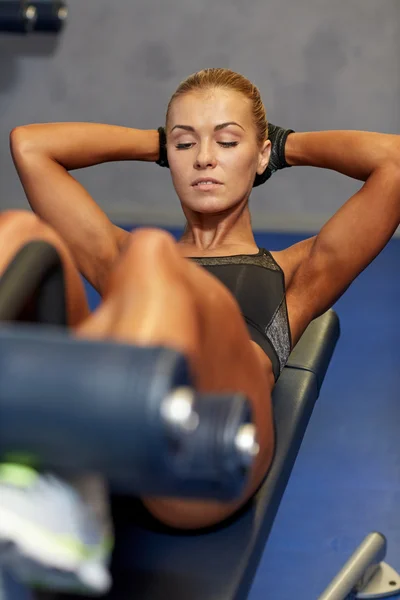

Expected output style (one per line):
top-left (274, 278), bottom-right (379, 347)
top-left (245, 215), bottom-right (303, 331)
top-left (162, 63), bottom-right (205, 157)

top-left (1, 68), bottom-right (399, 591)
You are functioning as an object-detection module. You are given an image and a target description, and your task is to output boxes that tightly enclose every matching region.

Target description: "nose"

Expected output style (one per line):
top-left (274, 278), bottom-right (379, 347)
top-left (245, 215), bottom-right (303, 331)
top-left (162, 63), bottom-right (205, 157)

top-left (194, 141), bottom-right (217, 170)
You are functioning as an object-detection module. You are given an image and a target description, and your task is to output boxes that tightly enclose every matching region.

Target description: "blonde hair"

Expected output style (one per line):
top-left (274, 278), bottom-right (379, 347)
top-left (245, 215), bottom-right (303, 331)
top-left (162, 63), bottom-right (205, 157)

top-left (166, 68), bottom-right (268, 145)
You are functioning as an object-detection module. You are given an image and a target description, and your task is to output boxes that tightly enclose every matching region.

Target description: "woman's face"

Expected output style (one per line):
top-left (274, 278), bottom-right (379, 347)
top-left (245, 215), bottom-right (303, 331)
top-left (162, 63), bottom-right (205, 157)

top-left (166, 88), bottom-right (271, 216)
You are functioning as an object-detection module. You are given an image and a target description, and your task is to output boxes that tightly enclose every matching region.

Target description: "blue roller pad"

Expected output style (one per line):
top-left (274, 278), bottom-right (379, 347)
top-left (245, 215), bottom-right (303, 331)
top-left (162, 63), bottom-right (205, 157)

top-left (0, 325), bottom-right (252, 502)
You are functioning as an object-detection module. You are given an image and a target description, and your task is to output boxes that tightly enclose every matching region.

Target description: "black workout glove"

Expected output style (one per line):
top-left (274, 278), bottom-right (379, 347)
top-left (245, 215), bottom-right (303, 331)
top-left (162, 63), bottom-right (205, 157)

top-left (156, 124), bottom-right (294, 187)
top-left (156, 127), bottom-right (169, 168)
top-left (253, 123), bottom-right (295, 187)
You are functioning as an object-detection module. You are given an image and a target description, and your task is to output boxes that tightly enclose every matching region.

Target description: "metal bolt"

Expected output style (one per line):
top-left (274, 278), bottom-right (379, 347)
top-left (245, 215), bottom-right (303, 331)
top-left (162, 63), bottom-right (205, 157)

top-left (160, 387), bottom-right (199, 432)
top-left (24, 5), bottom-right (37, 22)
top-left (58, 6), bottom-right (68, 21)
top-left (234, 423), bottom-right (260, 465)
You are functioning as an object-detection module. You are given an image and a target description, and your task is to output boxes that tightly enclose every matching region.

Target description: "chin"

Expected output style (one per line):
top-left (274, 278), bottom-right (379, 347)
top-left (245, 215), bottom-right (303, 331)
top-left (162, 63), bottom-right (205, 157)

top-left (178, 185), bottom-right (249, 213)
top-left (185, 197), bottom-right (234, 214)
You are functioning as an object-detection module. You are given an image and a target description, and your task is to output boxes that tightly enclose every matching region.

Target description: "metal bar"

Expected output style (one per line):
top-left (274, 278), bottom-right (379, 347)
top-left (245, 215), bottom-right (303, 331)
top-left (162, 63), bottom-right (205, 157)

top-left (318, 533), bottom-right (387, 600)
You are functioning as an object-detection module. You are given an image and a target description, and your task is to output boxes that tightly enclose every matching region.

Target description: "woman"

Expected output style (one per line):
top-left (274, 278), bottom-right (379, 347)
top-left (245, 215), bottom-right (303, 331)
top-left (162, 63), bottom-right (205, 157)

top-left (5, 68), bottom-right (400, 535)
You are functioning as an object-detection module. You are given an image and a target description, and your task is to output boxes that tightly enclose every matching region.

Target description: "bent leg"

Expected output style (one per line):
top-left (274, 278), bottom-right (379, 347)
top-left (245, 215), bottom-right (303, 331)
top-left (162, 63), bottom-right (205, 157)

top-left (0, 212), bottom-right (112, 590)
top-left (76, 228), bottom-right (275, 530)
top-left (0, 210), bottom-right (89, 326)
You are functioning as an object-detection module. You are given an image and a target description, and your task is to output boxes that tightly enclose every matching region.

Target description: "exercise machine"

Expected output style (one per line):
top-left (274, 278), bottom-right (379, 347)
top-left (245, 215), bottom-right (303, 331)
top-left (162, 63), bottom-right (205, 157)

top-left (0, 242), bottom-right (398, 599)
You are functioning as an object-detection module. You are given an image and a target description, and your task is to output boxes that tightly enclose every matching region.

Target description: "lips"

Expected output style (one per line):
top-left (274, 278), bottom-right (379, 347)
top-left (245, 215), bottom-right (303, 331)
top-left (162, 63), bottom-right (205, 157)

top-left (191, 177), bottom-right (223, 187)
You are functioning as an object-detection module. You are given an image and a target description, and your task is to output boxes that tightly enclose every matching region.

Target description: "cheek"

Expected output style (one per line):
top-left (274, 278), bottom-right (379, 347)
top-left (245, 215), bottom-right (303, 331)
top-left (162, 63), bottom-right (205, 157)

top-left (229, 149), bottom-right (258, 180)
top-left (168, 146), bottom-right (192, 171)
top-left (237, 154), bottom-right (256, 173)
top-left (167, 154), bottom-right (188, 186)
top-left (224, 141), bottom-right (257, 167)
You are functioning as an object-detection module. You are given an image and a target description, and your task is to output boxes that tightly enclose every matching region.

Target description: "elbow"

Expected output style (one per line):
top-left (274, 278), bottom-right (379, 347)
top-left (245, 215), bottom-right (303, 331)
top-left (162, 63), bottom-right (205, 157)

top-left (10, 125), bottom-right (46, 160)
top-left (10, 126), bottom-right (36, 158)
top-left (363, 135), bottom-right (400, 180)
top-left (367, 162), bottom-right (400, 192)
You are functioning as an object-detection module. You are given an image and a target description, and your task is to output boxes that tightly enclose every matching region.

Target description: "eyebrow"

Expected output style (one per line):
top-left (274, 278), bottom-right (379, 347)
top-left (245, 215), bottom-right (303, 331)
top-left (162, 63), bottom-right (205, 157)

top-left (170, 121), bottom-right (245, 133)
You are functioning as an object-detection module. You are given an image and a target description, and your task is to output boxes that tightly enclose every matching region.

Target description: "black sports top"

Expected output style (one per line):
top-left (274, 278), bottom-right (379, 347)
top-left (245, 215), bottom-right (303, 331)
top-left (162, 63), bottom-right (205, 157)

top-left (189, 248), bottom-right (292, 381)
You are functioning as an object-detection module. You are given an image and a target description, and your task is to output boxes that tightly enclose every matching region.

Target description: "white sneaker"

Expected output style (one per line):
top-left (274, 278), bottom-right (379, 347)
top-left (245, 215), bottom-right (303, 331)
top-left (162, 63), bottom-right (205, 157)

top-left (0, 464), bottom-right (113, 595)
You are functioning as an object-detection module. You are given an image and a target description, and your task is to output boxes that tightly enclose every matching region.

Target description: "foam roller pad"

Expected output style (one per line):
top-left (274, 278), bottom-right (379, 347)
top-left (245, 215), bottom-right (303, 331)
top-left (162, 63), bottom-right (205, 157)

top-left (0, 325), bottom-right (252, 501)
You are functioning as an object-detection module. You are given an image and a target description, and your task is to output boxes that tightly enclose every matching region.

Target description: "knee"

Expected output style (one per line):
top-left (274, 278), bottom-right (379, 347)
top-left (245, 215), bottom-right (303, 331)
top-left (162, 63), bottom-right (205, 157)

top-left (0, 209), bottom-right (89, 325)
top-left (126, 227), bottom-right (177, 259)
top-left (0, 210), bottom-right (66, 252)
top-left (0, 209), bottom-right (42, 230)
top-left (104, 227), bottom-right (184, 297)
top-left (0, 210), bottom-right (70, 266)
top-left (0, 210), bottom-right (55, 241)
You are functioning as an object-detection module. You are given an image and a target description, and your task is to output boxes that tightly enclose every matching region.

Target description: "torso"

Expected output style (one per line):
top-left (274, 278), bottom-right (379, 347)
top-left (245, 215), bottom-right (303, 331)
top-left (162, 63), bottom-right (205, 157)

top-left (177, 239), bottom-right (314, 288)
top-left (115, 229), bottom-right (316, 382)
top-left (177, 239), bottom-right (316, 382)
top-left (178, 235), bottom-right (316, 346)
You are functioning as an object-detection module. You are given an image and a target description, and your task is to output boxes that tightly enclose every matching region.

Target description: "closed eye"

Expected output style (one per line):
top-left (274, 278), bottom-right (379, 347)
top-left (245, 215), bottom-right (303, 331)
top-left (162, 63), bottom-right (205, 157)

top-left (176, 141), bottom-right (239, 150)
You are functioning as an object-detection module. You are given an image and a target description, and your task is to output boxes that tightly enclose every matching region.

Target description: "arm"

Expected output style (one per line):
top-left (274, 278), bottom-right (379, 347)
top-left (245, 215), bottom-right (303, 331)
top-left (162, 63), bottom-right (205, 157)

top-left (283, 130), bottom-right (400, 344)
top-left (285, 129), bottom-right (400, 181)
top-left (10, 123), bottom-right (160, 294)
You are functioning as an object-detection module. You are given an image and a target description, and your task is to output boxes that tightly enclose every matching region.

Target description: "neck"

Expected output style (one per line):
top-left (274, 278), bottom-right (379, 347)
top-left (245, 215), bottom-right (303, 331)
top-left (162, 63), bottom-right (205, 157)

top-left (178, 201), bottom-right (257, 252)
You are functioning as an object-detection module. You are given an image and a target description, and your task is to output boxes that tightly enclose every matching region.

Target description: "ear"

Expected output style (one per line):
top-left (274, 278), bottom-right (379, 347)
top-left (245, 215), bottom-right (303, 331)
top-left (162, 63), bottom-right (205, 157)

top-left (256, 139), bottom-right (271, 176)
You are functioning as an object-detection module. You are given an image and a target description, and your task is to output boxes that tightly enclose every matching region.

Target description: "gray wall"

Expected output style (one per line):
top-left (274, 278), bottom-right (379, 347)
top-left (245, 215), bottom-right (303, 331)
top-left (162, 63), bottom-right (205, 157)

top-left (0, 0), bottom-right (399, 233)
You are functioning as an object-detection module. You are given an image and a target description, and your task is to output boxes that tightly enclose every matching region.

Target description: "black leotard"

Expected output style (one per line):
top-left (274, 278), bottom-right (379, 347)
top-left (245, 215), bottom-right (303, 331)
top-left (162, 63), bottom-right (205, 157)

top-left (189, 248), bottom-right (292, 381)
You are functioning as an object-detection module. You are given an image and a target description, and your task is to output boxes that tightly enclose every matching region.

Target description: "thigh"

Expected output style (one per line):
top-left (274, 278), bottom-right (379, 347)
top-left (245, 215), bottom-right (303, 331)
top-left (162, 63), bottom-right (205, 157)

top-left (77, 228), bottom-right (276, 528)
top-left (0, 210), bottom-right (89, 326)
top-left (144, 258), bottom-right (277, 528)
top-left (178, 256), bottom-right (277, 471)
top-left (113, 230), bottom-right (277, 527)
